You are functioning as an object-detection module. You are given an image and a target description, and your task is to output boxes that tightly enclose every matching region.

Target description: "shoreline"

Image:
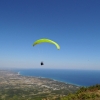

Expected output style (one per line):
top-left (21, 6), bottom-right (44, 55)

top-left (18, 71), bottom-right (82, 87)
top-left (0, 70), bottom-right (80, 99)
top-left (14, 68), bottom-right (100, 87)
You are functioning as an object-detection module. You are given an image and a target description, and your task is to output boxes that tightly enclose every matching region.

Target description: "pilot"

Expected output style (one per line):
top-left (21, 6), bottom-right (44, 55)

top-left (41, 62), bottom-right (44, 65)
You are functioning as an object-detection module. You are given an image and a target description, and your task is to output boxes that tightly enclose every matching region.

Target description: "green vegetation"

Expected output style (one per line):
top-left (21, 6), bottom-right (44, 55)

top-left (0, 88), bottom-right (49, 100)
top-left (0, 84), bottom-right (100, 100)
top-left (60, 84), bottom-right (100, 100)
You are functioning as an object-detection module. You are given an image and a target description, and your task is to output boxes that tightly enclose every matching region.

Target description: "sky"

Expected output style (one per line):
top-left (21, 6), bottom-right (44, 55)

top-left (0, 0), bottom-right (100, 70)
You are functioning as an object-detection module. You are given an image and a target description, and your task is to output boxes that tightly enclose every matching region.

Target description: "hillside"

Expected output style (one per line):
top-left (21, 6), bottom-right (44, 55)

top-left (60, 84), bottom-right (100, 100)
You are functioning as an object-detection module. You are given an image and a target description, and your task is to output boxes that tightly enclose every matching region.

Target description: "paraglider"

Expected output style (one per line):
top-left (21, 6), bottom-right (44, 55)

top-left (33, 38), bottom-right (60, 65)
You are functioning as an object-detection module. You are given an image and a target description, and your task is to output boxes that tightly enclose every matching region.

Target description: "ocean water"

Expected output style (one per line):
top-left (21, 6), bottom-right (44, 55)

top-left (13, 69), bottom-right (100, 87)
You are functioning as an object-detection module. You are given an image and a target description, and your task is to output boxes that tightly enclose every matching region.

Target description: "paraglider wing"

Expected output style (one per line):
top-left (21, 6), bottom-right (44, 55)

top-left (33, 38), bottom-right (60, 50)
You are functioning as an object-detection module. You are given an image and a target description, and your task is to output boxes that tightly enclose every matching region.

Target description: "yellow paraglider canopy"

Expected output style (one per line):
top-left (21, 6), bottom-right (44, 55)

top-left (33, 38), bottom-right (60, 50)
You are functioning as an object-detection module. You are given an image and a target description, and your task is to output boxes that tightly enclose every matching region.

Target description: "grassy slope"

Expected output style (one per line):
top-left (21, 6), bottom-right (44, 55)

top-left (60, 84), bottom-right (100, 100)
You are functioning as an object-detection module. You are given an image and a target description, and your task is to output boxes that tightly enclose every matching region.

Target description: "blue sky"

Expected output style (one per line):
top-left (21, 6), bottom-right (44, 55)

top-left (0, 0), bottom-right (100, 69)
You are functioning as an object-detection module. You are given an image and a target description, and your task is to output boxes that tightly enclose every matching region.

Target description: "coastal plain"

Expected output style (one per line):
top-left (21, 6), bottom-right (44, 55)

top-left (0, 70), bottom-right (80, 100)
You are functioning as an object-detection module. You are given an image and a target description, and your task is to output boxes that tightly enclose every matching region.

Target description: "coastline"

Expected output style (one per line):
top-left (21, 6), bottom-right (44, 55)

top-left (0, 70), bottom-right (80, 87)
top-left (0, 70), bottom-right (80, 99)
top-left (18, 71), bottom-right (81, 87)
top-left (14, 68), bottom-right (100, 87)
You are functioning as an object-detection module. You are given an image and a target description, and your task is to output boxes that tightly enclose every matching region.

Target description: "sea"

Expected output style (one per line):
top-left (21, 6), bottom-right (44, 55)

top-left (13, 69), bottom-right (100, 87)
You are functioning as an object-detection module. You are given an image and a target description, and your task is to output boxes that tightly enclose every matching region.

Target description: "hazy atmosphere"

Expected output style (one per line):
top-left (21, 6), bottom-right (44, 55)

top-left (0, 0), bottom-right (100, 70)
